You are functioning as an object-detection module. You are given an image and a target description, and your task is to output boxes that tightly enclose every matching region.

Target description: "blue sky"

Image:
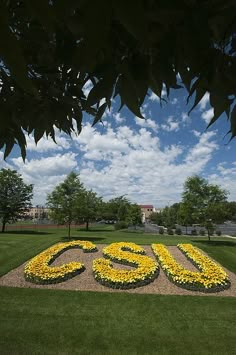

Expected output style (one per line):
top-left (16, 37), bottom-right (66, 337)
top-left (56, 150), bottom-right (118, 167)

top-left (1, 83), bottom-right (236, 207)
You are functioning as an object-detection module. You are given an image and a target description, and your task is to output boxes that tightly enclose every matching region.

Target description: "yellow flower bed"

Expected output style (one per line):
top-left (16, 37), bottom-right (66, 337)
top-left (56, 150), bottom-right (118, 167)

top-left (93, 242), bottom-right (159, 289)
top-left (151, 243), bottom-right (230, 292)
top-left (24, 240), bottom-right (97, 284)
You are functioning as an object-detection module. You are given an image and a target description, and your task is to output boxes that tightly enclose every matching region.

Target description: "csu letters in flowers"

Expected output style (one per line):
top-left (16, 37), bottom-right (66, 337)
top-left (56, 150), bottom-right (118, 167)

top-left (24, 241), bottom-right (230, 292)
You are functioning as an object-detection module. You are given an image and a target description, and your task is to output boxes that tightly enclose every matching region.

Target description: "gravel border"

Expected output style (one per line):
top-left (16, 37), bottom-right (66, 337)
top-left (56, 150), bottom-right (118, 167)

top-left (0, 245), bottom-right (235, 297)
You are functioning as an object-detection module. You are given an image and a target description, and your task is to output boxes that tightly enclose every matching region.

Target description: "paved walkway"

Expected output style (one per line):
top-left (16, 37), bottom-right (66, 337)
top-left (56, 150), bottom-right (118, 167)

top-left (224, 235), bottom-right (236, 240)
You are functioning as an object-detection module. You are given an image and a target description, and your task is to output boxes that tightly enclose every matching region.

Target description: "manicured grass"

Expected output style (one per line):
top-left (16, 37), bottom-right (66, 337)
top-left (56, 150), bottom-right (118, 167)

top-left (0, 231), bottom-right (61, 276)
top-left (1, 227), bottom-right (236, 275)
top-left (0, 287), bottom-right (235, 354)
top-left (0, 228), bottom-right (236, 354)
top-left (194, 240), bottom-right (236, 273)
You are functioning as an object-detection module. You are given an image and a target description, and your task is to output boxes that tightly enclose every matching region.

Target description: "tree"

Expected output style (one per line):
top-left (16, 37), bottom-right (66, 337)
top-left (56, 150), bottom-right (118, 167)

top-left (79, 190), bottom-right (102, 231)
top-left (0, 168), bottom-right (33, 232)
top-left (47, 172), bottom-right (85, 238)
top-left (181, 176), bottom-right (228, 240)
top-left (225, 201), bottom-right (236, 222)
top-left (102, 196), bottom-right (131, 222)
top-left (177, 202), bottom-right (195, 235)
top-left (0, 1), bottom-right (236, 159)
top-left (127, 204), bottom-right (142, 228)
top-left (149, 212), bottom-right (163, 225)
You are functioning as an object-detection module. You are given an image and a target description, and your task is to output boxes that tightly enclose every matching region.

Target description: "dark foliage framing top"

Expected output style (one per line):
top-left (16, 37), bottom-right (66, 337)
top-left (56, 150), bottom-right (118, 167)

top-left (0, 0), bottom-right (236, 159)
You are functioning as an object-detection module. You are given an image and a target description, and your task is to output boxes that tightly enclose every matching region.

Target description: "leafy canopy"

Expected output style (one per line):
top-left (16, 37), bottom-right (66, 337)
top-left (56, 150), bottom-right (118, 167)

top-left (47, 172), bottom-right (102, 234)
top-left (47, 172), bottom-right (85, 236)
top-left (0, 1), bottom-right (236, 159)
top-left (181, 175), bottom-right (229, 239)
top-left (0, 168), bottom-right (33, 232)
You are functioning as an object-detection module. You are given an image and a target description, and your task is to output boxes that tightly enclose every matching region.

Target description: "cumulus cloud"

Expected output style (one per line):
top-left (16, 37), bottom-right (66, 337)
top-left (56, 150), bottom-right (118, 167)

top-left (170, 98), bottom-right (178, 105)
top-left (198, 92), bottom-right (210, 111)
top-left (26, 133), bottom-right (71, 153)
top-left (149, 92), bottom-right (160, 102)
top-left (82, 80), bottom-right (93, 97)
top-left (201, 108), bottom-right (214, 124)
top-left (11, 153), bottom-right (78, 205)
top-left (135, 117), bottom-right (159, 132)
top-left (148, 86), bottom-right (166, 102)
top-left (161, 116), bottom-right (180, 132)
top-left (192, 130), bottom-right (201, 137)
top-left (181, 112), bottom-right (189, 122)
top-left (3, 121), bottom-right (233, 208)
top-left (113, 113), bottom-right (125, 123)
top-left (207, 162), bottom-right (236, 201)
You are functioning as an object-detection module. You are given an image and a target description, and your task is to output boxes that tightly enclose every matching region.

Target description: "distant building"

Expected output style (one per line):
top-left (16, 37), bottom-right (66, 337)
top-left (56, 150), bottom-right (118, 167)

top-left (139, 205), bottom-right (155, 223)
top-left (25, 206), bottom-right (50, 220)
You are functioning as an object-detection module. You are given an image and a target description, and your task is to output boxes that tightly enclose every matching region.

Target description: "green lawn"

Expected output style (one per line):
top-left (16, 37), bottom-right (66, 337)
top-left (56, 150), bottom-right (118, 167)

top-left (0, 287), bottom-right (235, 355)
top-left (0, 227), bottom-right (236, 354)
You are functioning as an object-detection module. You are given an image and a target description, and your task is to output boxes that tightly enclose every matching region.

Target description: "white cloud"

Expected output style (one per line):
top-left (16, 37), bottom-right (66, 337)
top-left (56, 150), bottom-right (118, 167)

top-left (11, 153), bottom-right (78, 205)
top-left (170, 98), bottom-right (178, 105)
top-left (192, 130), bottom-right (201, 138)
top-left (201, 108), bottom-right (214, 124)
top-left (199, 92), bottom-right (210, 111)
top-left (207, 163), bottom-right (236, 201)
top-left (74, 126), bottom-right (221, 207)
top-left (0, 151), bottom-right (11, 169)
top-left (185, 131), bottom-right (218, 169)
top-left (149, 92), bottom-right (160, 102)
top-left (181, 112), bottom-right (189, 122)
top-left (26, 133), bottom-right (71, 153)
top-left (148, 86), bottom-right (166, 102)
top-left (135, 117), bottom-right (159, 132)
top-left (161, 116), bottom-right (180, 132)
top-left (82, 80), bottom-right (93, 97)
top-left (113, 113), bottom-right (125, 123)
top-left (3, 122), bottom-right (234, 208)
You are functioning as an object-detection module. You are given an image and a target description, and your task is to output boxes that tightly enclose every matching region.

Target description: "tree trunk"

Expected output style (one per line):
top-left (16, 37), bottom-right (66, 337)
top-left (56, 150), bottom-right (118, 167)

top-left (207, 228), bottom-right (211, 241)
top-left (68, 222), bottom-right (71, 239)
top-left (1, 221), bottom-right (6, 233)
top-left (86, 221), bottom-right (89, 231)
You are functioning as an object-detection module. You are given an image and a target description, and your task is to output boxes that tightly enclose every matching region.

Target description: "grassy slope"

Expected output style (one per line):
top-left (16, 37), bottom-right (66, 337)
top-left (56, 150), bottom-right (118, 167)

top-left (0, 227), bottom-right (236, 354)
top-left (0, 287), bottom-right (235, 355)
top-left (0, 231), bottom-right (61, 276)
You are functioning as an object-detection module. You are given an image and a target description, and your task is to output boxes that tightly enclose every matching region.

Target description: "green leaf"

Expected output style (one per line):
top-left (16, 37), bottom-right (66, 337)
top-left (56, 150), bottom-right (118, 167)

top-left (113, 1), bottom-right (147, 41)
top-left (87, 78), bottom-right (114, 107)
top-left (34, 127), bottom-right (45, 144)
top-left (119, 75), bottom-right (144, 118)
top-left (25, 0), bottom-right (55, 32)
top-left (207, 94), bottom-right (233, 129)
top-left (188, 80), bottom-right (206, 115)
top-left (0, 5), bottom-right (36, 95)
top-left (229, 105), bottom-right (236, 141)
top-left (92, 103), bottom-right (107, 126)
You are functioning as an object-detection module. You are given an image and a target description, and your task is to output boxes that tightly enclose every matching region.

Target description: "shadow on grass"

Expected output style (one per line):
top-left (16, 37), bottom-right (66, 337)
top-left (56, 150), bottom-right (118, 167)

top-left (3, 230), bottom-right (52, 236)
top-left (61, 236), bottom-right (106, 242)
top-left (193, 240), bottom-right (236, 247)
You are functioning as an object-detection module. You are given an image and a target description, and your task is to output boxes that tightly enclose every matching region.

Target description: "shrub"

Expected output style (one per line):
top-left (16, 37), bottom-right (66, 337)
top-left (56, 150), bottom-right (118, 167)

top-left (175, 228), bottom-right (182, 235)
top-left (114, 221), bottom-right (128, 230)
top-left (199, 229), bottom-right (205, 236)
top-left (191, 229), bottom-right (198, 236)
top-left (159, 227), bottom-right (164, 235)
top-left (216, 230), bottom-right (222, 236)
top-left (167, 228), bottom-right (174, 235)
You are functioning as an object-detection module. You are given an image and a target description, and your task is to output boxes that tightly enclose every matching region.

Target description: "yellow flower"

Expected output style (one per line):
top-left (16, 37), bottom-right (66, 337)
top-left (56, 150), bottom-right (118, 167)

top-left (24, 240), bottom-right (97, 284)
top-left (93, 242), bottom-right (159, 289)
top-left (151, 243), bottom-right (230, 292)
